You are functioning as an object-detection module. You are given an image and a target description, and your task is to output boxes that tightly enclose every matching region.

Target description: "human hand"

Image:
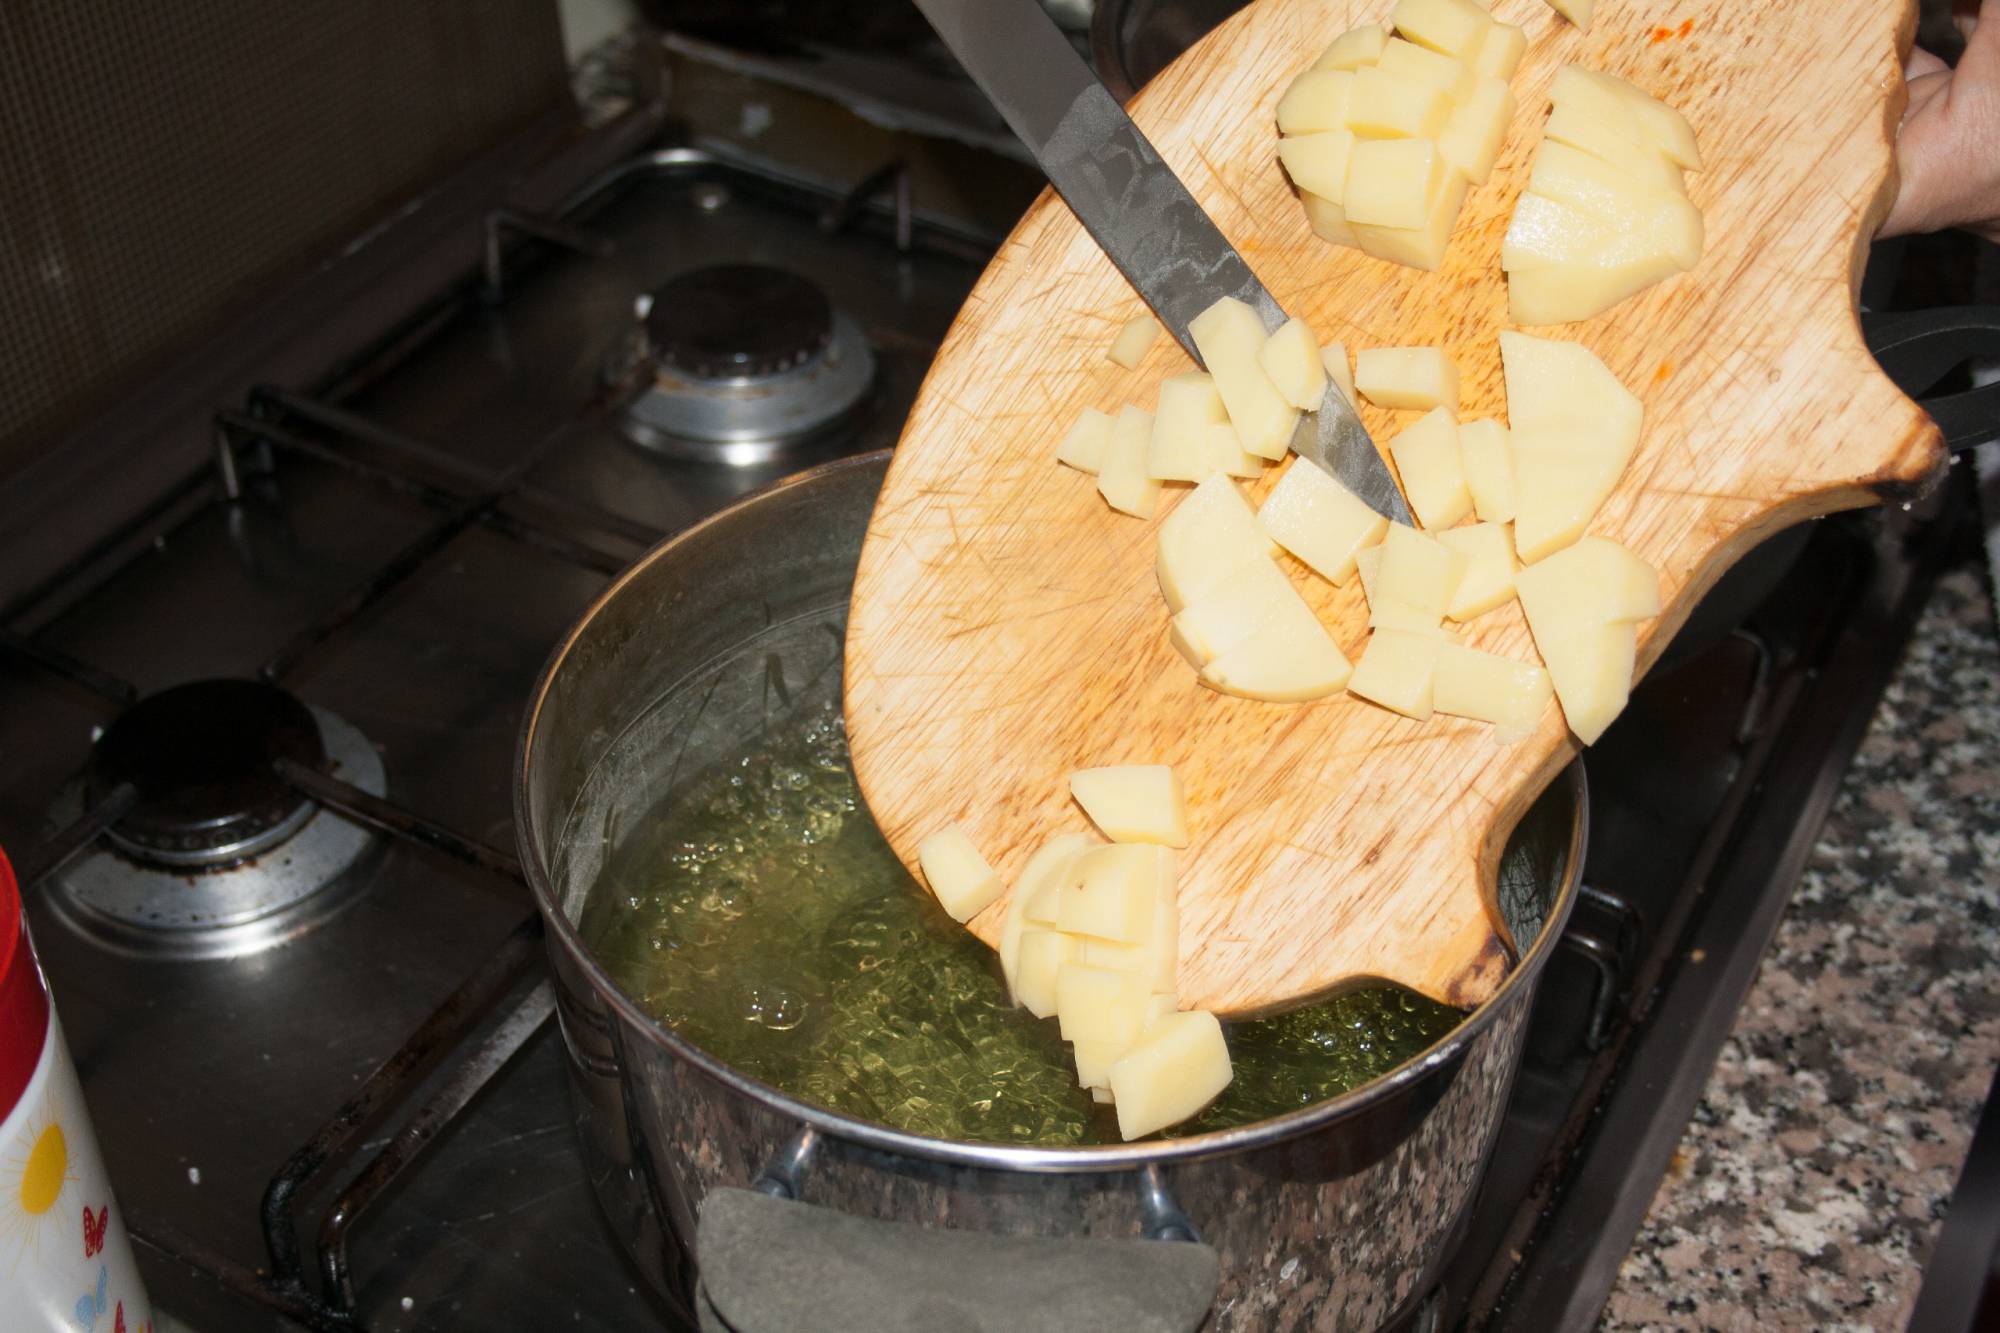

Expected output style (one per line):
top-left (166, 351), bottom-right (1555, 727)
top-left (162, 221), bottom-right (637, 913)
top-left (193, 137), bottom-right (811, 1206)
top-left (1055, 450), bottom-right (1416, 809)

top-left (1881, 0), bottom-right (2000, 243)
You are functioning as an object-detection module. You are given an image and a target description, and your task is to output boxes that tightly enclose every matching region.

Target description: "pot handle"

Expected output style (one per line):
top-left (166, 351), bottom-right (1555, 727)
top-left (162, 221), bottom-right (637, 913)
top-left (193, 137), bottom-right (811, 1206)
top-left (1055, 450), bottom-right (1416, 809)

top-left (1863, 305), bottom-right (2000, 455)
top-left (692, 1127), bottom-right (1220, 1333)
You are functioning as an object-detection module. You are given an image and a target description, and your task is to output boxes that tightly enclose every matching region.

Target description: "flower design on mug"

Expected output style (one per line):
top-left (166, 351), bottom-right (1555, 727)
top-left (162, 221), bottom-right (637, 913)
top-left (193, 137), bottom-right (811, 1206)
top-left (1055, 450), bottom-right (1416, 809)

top-left (1, 1093), bottom-right (77, 1273)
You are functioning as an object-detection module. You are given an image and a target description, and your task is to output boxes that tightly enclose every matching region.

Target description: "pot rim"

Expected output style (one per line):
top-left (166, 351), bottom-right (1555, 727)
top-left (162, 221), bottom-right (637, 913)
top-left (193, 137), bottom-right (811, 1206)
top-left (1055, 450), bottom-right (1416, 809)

top-left (515, 448), bottom-right (1589, 1173)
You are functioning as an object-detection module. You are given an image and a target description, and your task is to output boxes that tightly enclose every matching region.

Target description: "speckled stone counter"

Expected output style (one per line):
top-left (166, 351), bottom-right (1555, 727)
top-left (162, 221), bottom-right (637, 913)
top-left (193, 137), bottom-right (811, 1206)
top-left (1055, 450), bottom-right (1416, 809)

top-left (1600, 561), bottom-right (2000, 1331)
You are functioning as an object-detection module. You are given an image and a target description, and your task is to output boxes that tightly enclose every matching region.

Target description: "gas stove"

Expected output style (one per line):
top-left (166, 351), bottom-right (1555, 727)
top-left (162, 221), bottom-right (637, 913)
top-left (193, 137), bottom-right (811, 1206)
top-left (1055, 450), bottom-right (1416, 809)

top-left (0, 25), bottom-right (1979, 1333)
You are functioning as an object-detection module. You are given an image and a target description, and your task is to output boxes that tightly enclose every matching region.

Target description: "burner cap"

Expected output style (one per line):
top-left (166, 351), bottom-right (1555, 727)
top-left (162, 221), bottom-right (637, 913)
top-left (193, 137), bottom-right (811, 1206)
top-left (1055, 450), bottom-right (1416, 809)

top-left (645, 265), bottom-right (833, 380)
top-left (87, 679), bottom-right (326, 868)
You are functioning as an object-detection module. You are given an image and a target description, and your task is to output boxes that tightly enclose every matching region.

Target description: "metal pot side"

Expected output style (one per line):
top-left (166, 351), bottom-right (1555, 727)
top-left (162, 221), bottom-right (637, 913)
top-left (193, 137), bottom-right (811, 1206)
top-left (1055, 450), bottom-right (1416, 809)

top-left (515, 451), bottom-right (1587, 1330)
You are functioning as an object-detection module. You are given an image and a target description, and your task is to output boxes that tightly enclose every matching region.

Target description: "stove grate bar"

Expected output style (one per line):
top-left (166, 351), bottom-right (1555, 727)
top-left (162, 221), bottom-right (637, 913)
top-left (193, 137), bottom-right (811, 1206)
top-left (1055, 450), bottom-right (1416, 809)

top-left (0, 624), bottom-right (139, 706)
top-left (13, 781), bottom-right (138, 894)
top-left (274, 756), bottom-right (525, 884)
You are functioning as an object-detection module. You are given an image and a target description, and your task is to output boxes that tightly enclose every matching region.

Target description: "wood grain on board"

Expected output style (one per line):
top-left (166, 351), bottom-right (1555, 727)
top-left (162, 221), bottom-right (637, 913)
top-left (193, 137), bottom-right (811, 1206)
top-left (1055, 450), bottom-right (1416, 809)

top-left (844, 0), bottom-right (1944, 1015)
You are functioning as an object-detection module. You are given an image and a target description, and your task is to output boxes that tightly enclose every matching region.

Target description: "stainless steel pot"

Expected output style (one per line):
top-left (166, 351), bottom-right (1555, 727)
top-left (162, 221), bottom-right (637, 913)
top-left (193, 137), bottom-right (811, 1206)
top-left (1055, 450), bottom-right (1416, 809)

top-left (515, 450), bottom-right (1586, 1330)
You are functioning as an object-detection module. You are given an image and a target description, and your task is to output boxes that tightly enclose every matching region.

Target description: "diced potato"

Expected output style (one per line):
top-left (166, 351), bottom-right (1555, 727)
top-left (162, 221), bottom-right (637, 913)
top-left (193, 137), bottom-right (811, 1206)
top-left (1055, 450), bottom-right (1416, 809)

top-left (1510, 435), bottom-right (1626, 564)
top-left (1354, 543), bottom-right (1383, 604)
top-left (1348, 628), bottom-right (1444, 719)
top-left (917, 824), bottom-right (1004, 922)
top-left (1513, 535), bottom-right (1661, 627)
top-left (1201, 421), bottom-right (1266, 478)
top-left (1544, 101), bottom-right (1685, 195)
top-left (1055, 962), bottom-right (1153, 1048)
top-left (1148, 373), bottom-right (1230, 482)
top-left (1073, 1038), bottom-right (1128, 1091)
top-left (1256, 456), bottom-right (1391, 585)
top-left (1108, 1009), bottom-right (1234, 1140)
top-left (1387, 406), bottom-right (1470, 530)
top-left (1457, 419), bottom-right (1515, 523)
top-left (1543, 0), bottom-right (1592, 30)
top-left (1058, 844), bottom-right (1163, 942)
top-left (1500, 191), bottom-right (1618, 271)
top-left (1369, 596), bottom-right (1448, 634)
top-left (1391, 0), bottom-right (1492, 60)
top-left (1279, 129), bottom-right (1360, 205)
top-left (1437, 76), bottom-right (1515, 185)
top-left (1081, 850), bottom-right (1178, 993)
top-left (1258, 317), bottom-right (1330, 411)
top-left (1473, 21), bottom-right (1525, 79)
top-left (1346, 68), bottom-right (1451, 140)
top-left (1344, 138), bottom-right (1445, 230)
top-left (1091, 1086), bottom-right (1116, 1105)
top-left (1156, 473), bottom-right (1275, 613)
top-left (1277, 69), bottom-right (1356, 135)
top-left (1169, 557), bottom-right (1302, 665)
top-left (1316, 23), bottom-right (1389, 71)
top-left (1498, 331), bottom-right (1641, 439)
top-left (1529, 620), bottom-right (1637, 744)
top-left (1097, 405), bottom-right (1161, 518)
top-left (1377, 522), bottom-right (1470, 620)
top-left (1301, 192), bottom-right (1361, 248)
top-left (1108, 313), bottom-right (1163, 369)
top-left (1320, 341), bottom-right (1357, 406)
top-left (1506, 241), bottom-right (1686, 326)
top-left (1188, 297), bottom-right (1298, 460)
top-left (1433, 643), bottom-right (1553, 741)
top-left (1071, 764), bottom-right (1189, 847)
top-left (1198, 593), bottom-right (1354, 702)
top-left (1436, 521), bottom-right (1517, 620)
top-left (1552, 66), bottom-right (1702, 170)
top-left (1351, 172), bottom-right (1468, 271)
top-left (1055, 406), bottom-right (1113, 474)
top-left (1527, 143), bottom-right (1703, 270)
top-left (1000, 834), bottom-right (1095, 1001)
top-left (1376, 38), bottom-right (1476, 105)
top-left (1356, 346), bottom-right (1460, 412)
top-left (1014, 928), bottom-right (1077, 1018)
top-left (1146, 993), bottom-right (1179, 1024)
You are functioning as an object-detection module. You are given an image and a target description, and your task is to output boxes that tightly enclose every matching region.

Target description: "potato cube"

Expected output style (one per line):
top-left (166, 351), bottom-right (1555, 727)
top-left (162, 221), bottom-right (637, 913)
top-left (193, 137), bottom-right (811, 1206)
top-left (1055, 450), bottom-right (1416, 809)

top-left (1348, 628), bottom-right (1444, 719)
top-left (1082, 851), bottom-right (1178, 993)
top-left (1377, 521), bottom-right (1469, 620)
top-left (1071, 764), bottom-right (1188, 847)
top-left (1510, 435), bottom-right (1625, 563)
top-left (1544, 101), bottom-right (1685, 195)
top-left (1434, 644), bottom-right (1553, 741)
top-left (1108, 1009), bottom-right (1234, 1140)
top-left (1108, 313), bottom-right (1162, 369)
top-left (1301, 192), bottom-right (1361, 248)
top-left (1277, 69), bottom-right (1356, 135)
top-left (1320, 340), bottom-right (1357, 406)
top-left (1092, 1086), bottom-right (1116, 1105)
top-left (1279, 130), bottom-right (1359, 206)
top-left (1097, 405), bottom-right (1161, 518)
top-left (1058, 844), bottom-right (1165, 942)
top-left (1001, 831), bottom-right (1095, 997)
top-left (1354, 543), bottom-right (1384, 606)
top-left (1500, 192), bottom-right (1617, 272)
top-left (1055, 406), bottom-right (1113, 474)
top-left (1170, 557), bottom-right (1303, 664)
top-left (1198, 592), bottom-right (1353, 701)
top-left (1528, 143), bottom-right (1702, 270)
top-left (1055, 962), bottom-right (1153, 1048)
top-left (1505, 244), bottom-right (1687, 327)
top-left (1258, 317), bottom-right (1329, 412)
top-left (1498, 331), bottom-right (1641, 439)
top-left (1473, 21), bottom-right (1525, 79)
top-left (1391, 0), bottom-right (1492, 60)
top-left (1513, 535), bottom-right (1661, 627)
top-left (1073, 1038), bottom-right (1129, 1091)
top-left (1457, 419), bottom-right (1515, 522)
top-left (1013, 928), bottom-right (1077, 1018)
top-left (1387, 406), bottom-right (1471, 530)
top-left (1188, 297), bottom-right (1298, 460)
top-left (1552, 66), bottom-right (1702, 170)
top-left (1345, 68), bottom-right (1451, 140)
top-left (1530, 620), bottom-right (1637, 744)
top-left (1156, 473), bottom-right (1275, 612)
top-left (1437, 75), bottom-right (1515, 185)
top-left (1256, 456), bottom-right (1391, 585)
top-left (1376, 38), bottom-right (1476, 105)
top-left (1350, 171), bottom-right (1467, 271)
top-left (1201, 421), bottom-right (1266, 478)
top-left (1356, 346), bottom-right (1459, 412)
top-left (1436, 521), bottom-right (1517, 619)
top-left (917, 824), bottom-right (1003, 922)
top-left (1148, 373), bottom-right (1230, 482)
top-left (1343, 138), bottom-right (1444, 230)
top-left (1544, 0), bottom-right (1593, 30)
top-left (1368, 596), bottom-right (1449, 635)
top-left (1316, 23), bottom-right (1389, 71)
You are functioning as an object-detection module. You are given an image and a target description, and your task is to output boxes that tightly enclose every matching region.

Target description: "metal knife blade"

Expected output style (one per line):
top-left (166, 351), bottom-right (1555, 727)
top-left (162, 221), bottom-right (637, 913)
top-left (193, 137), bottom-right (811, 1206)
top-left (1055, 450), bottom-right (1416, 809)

top-left (911, 0), bottom-right (1411, 524)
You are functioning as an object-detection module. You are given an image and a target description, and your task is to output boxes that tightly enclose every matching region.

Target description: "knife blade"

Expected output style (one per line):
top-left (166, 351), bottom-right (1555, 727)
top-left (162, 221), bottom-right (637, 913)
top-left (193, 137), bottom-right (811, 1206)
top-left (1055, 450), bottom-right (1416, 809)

top-left (911, 0), bottom-right (1411, 524)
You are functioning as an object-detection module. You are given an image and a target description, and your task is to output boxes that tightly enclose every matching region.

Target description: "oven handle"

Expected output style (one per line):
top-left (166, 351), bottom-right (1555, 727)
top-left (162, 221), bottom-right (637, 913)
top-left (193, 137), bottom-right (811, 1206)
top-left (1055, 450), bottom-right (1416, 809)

top-left (690, 1125), bottom-right (1219, 1332)
top-left (1864, 305), bottom-right (2000, 455)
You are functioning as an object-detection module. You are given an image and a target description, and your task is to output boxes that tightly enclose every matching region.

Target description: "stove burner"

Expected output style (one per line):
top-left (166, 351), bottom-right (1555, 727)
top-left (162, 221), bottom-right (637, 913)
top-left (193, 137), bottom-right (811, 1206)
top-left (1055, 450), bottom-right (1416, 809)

top-left (612, 262), bottom-right (876, 465)
top-left (49, 689), bottom-right (387, 958)
top-left (88, 679), bottom-right (325, 868)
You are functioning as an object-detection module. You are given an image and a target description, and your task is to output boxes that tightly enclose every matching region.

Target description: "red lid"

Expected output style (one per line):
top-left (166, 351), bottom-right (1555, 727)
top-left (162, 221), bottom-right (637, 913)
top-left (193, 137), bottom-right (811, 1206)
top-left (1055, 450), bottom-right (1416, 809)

top-left (0, 847), bottom-right (52, 1116)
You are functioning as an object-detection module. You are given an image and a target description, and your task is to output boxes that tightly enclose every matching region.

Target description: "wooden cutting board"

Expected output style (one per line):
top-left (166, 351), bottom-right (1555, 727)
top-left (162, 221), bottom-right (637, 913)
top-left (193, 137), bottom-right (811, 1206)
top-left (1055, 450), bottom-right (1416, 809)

top-left (843, 0), bottom-right (1943, 1016)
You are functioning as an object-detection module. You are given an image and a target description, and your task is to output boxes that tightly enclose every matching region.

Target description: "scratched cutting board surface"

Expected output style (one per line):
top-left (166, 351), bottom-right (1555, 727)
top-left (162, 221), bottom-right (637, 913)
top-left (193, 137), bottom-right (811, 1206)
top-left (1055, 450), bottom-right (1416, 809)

top-left (843, 0), bottom-right (1943, 1016)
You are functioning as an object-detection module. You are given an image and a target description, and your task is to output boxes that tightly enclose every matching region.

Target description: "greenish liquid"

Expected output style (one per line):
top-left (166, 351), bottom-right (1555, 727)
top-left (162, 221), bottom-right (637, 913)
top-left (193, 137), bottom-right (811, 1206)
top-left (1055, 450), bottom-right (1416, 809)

top-left (579, 697), bottom-right (1464, 1146)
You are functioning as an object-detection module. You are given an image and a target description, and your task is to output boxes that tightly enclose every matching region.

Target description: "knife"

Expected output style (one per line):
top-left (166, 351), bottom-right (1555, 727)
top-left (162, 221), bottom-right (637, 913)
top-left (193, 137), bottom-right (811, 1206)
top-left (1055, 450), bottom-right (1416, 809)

top-left (911, 0), bottom-right (1412, 524)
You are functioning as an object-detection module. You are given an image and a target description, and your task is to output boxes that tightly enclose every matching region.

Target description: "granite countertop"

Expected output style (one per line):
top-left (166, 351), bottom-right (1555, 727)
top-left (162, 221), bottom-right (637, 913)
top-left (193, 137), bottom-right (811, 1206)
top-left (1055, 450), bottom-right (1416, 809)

top-left (1601, 559), bottom-right (2000, 1331)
